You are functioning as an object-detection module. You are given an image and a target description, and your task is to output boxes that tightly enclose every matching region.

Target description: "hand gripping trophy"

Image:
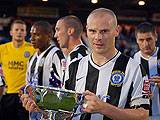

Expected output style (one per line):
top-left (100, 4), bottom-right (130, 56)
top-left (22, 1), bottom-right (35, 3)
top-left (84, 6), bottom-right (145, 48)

top-left (20, 59), bottom-right (85, 120)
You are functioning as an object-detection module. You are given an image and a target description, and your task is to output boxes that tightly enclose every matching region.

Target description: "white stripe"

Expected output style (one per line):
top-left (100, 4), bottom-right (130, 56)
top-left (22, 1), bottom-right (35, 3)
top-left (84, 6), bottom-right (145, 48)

top-left (148, 50), bottom-right (157, 77)
top-left (90, 113), bottom-right (103, 120)
top-left (0, 76), bottom-right (4, 86)
top-left (130, 97), bottom-right (150, 107)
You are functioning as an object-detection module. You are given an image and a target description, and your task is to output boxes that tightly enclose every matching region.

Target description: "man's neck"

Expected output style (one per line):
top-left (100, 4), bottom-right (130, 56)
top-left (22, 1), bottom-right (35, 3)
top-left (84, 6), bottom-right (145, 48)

top-left (92, 48), bottom-right (118, 66)
top-left (61, 48), bottom-right (69, 57)
top-left (38, 43), bottom-right (50, 55)
top-left (141, 47), bottom-right (157, 59)
top-left (12, 40), bottom-right (24, 48)
top-left (68, 37), bottom-right (81, 54)
top-left (141, 53), bottom-right (150, 59)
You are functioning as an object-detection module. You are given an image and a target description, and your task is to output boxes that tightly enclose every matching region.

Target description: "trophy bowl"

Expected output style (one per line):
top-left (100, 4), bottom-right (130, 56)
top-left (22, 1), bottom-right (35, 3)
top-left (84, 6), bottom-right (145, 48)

top-left (23, 85), bottom-right (82, 112)
top-left (21, 85), bottom-right (84, 120)
top-left (34, 86), bottom-right (77, 112)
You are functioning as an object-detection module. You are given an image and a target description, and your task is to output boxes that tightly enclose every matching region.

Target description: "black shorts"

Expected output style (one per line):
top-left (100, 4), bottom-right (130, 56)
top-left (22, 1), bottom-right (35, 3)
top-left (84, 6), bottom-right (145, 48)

top-left (0, 93), bottom-right (29, 120)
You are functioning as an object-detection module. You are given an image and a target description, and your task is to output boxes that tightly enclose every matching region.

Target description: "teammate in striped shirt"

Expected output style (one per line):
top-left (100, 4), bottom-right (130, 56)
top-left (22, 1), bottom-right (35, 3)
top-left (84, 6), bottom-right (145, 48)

top-left (65, 8), bottom-right (150, 120)
top-left (26, 21), bottom-right (65, 87)
top-left (54, 15), bottom-right (89, 63)
top-left (21, 16), bottom-right (89, 119)
top-left (21, 21), bottom-right (65, 119)
top-left (134, 22), bottom-right (160, 119)
top-left (54, 15), bottom-right (89, 86)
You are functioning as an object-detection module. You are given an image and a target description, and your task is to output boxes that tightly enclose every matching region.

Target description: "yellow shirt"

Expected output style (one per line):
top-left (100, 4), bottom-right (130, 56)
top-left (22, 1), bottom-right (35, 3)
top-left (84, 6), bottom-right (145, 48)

top-left (0, 42), bottom-right (35, 93)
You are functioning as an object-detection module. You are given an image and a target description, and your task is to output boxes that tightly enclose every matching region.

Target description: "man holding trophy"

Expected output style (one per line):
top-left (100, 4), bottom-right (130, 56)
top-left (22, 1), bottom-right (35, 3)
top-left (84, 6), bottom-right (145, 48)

top-left (21, 8), bottom-right (150, 120)
top-left (21, 21), bottom-right (65, 120)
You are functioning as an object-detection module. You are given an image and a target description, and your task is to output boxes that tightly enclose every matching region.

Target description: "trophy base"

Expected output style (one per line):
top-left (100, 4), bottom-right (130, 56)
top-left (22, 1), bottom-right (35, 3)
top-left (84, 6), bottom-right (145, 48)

top-left (40, 110), bottom-right (73, 120)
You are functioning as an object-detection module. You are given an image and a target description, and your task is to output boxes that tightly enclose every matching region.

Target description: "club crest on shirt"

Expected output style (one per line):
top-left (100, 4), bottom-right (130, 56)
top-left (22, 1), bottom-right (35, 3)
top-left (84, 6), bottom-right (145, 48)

top-left (24, 51), bottom-right (30, 58)
top-left (157, 59), bottom-right (160, 68)
top-left (110, 70), bottom-right (124, 87)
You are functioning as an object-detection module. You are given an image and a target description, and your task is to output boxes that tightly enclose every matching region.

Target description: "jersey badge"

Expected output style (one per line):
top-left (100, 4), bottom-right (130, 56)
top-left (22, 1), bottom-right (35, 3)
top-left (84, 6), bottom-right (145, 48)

top-left (110, 70), bottom-right (124, 87)
top-left (24, 51), bottom-right (30, 58)
top-left (101, 95), bottom-right (110, 101)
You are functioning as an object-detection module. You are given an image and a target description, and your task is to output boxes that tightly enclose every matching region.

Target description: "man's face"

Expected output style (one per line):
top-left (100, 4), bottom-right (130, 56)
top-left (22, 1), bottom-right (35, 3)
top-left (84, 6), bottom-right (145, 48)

top-left (136, 32), bottom-right (157, 56)
top-left (86, 14), bottom-right (119, 55)
top-left (54, 20), bottom-right (69, 48)
top-left (10, 23), bottom-right (27, 42)
top-left (30, 26), bottom-right (50, 49)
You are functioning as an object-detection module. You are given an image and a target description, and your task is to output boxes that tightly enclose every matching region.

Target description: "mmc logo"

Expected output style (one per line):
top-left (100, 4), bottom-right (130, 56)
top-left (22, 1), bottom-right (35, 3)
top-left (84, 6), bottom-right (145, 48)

top-left (8, 61), bottom-right (24, 70)
top-left (110, 70), bottom-right (125, 87)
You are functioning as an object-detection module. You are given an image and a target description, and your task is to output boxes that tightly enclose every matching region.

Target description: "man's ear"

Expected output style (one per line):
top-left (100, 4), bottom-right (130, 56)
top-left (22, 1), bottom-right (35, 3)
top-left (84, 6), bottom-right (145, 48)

top-left (86, 25), bottom-right (88, 30)
top-left (10, 30), bottom-right (13, 36)
top-left (115, 25), bottom-right (120, 37)
top-left (155, 32), bottom-right (158, 42)
top-left (67, 27), bottom-right (75, 36)
top-left (48, 33), bottom-right (53, 40)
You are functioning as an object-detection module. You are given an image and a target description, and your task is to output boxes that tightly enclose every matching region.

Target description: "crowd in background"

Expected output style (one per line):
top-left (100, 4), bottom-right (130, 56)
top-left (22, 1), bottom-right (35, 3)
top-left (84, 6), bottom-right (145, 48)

top-left (0, 17), bottom-right (160, 57)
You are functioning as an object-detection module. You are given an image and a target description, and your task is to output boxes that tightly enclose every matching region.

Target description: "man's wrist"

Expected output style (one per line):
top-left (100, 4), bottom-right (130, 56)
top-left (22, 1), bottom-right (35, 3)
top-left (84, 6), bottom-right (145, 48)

top-left (99, 101), bottom-right (108, 114)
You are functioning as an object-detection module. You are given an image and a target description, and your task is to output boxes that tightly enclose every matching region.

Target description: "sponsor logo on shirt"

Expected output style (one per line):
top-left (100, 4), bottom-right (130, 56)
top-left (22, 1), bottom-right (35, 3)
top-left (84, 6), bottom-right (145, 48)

top-left (101, 95), bottom-right (110, 101)
top-left (8, 61), bottom-right (24, 70)
top-left (76, 76), bottom-right (85, 81)
top-left (61, 59), bottom-right (66, 71)
top-left (110, 70), bottom-right (124, 87)
top-left (142, 79), bottom-right (150, 98)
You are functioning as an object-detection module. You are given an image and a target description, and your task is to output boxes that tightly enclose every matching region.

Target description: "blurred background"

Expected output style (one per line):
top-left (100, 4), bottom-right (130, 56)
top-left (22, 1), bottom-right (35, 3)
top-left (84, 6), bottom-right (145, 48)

top-left (0, 0), bottom-right (160, 56)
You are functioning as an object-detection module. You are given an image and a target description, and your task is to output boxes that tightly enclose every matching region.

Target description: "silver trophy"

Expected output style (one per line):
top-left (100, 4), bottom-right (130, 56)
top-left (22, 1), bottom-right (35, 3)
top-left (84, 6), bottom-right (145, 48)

top-left (22, 85), bottom-right (84, 120)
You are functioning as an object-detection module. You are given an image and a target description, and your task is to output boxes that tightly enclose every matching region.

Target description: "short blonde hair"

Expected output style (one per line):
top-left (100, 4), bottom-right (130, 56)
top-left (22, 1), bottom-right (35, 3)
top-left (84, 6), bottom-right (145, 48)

top-left (87, 8), bottom-right (117, 26)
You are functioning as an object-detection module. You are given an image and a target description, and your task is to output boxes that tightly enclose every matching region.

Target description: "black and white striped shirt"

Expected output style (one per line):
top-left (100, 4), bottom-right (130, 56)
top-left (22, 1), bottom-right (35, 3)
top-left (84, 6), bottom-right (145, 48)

top-left (64, 44), bottom-right (88, 88)
top-left (26, 45), bottom-right (65, 87)
top-left (65, 51), bottom-right (150, 120)
top-left (134, 47), bottom-right (160, 116)
top-left (67, 43), bottom-right (89, 65)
